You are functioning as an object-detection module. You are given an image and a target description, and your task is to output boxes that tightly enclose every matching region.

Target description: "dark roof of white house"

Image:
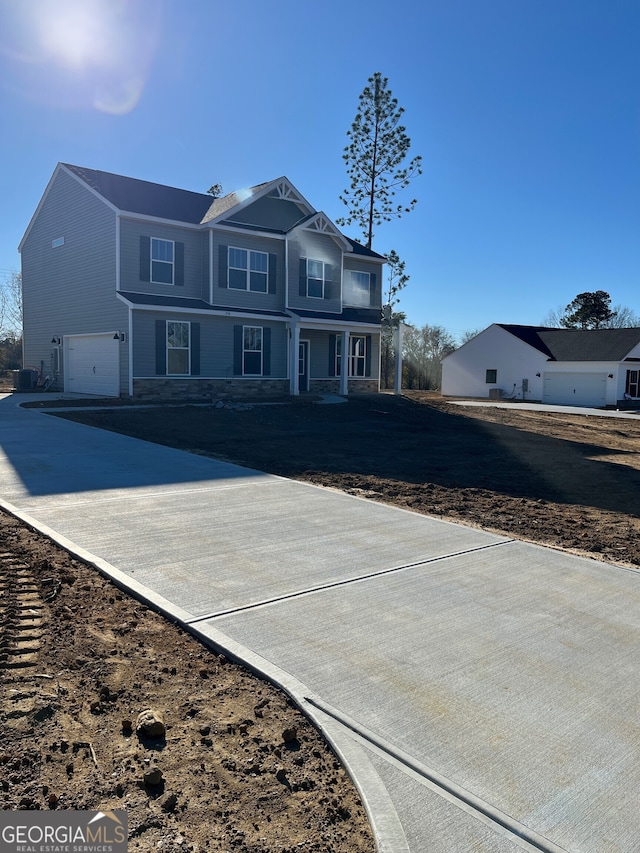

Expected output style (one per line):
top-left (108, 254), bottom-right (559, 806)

top-left (498, 324), bottom-right (640, 361)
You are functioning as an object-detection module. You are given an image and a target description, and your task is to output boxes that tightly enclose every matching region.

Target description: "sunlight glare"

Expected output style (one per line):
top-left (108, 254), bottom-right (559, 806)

top-left (0, 0), bottom-right (161, 114)
top-left (38, 0), bottom-right (111, 70)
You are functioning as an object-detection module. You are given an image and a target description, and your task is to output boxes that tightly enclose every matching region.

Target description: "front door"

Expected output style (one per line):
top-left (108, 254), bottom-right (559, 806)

top-left (298, 340), bottom-right (309, 393)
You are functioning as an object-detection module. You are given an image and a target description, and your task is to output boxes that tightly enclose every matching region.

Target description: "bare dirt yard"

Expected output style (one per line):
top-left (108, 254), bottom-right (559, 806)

top-left (2, 389), bottom-right (640, 851)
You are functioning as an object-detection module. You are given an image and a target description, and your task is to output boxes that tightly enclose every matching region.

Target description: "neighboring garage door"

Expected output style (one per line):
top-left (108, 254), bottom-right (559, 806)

top-left (543, 372), bottom-right (607, 407)
top-left (67, 333), bottom-right (120, 397)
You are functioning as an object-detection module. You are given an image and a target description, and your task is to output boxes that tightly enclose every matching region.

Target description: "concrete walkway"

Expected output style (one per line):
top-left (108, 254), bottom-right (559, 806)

top-left (2, 392), bottom-right (640, 852)
top-left (451, 399), bottom-right (640, 419)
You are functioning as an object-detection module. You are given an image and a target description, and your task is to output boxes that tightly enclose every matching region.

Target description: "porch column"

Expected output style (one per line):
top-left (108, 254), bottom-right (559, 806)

top-left (340, 330), bottom-right (349, 396)
top-left (394, 323), bottom-right (404, 395)
top-left (289, 323), bottom-right (300, 396)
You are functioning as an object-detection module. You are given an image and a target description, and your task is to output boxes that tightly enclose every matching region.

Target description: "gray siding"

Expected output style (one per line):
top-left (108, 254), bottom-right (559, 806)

top-left (226, 195), bottom-right (307, 231)
top-left (21, 167), bottom-right (128, 387)
top-left (119, 218), bottom-right (209, 301)
top-left (132, 311), bottom-right (288, 379)
top-left (212, 231), bottom-right (285, 312)
top-left (288, 231), bottom-right (343, 313)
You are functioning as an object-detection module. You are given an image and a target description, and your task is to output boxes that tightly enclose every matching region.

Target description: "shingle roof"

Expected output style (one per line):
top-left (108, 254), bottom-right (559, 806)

top-left (200, 182), bottom-right (273, 224)
top-left (344, 238), bottom-right (386, 259)
top-left (62, 165), bottom-right (386, 258)
top-left (118, 292), bottom-right (289, 318)
top-left (63, 164), bottom-right (213, 223)
top-left (498, 324), bottom-right (640, 361)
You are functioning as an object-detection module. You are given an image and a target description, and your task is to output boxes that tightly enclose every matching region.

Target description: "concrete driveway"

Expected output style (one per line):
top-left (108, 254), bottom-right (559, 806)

top-left (2, 392), bottom-right (640, 852)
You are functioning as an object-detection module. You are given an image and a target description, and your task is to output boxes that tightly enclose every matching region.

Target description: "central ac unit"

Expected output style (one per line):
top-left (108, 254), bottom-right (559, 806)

top-left (488, 388), bottom-right (503, 400)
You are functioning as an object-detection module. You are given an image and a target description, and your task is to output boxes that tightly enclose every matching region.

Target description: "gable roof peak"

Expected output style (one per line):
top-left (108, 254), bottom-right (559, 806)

top-left (200, 176), bottom-right (316, 225)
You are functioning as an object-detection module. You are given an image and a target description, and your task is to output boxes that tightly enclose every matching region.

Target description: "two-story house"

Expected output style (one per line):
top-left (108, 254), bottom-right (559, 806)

top-left (19, 164), bottom-right (385, 400)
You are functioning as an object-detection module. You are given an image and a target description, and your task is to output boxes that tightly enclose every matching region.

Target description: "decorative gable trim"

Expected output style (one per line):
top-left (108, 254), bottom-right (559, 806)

top-left (291, 211), bottom-right (351, 251)
top-left (204, 177), bottom-right (315, 226)
top-left (268, 179), bottom-right (310, 207)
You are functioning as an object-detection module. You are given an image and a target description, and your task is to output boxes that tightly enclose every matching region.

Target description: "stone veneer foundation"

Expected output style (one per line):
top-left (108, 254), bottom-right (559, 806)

top-left (132, 378), bottom-right (290, 402)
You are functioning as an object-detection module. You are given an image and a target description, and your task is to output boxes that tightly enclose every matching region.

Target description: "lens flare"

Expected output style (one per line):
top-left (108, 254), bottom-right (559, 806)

top-left (0, 0), bottom-right (161, 113)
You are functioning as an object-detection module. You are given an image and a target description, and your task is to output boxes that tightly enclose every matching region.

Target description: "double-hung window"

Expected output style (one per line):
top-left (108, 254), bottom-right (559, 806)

top-left (229, 248), bottom-right (269, 292)
top-left (345, 270), bottom-right (371, 307)
top-left (626, 370), bottom-right (639, 398)
top-left (167, 321), bottom-right (190, 375)
top-left (350, 336), bottom-right (366, 377)
top-left (306, 259), bottom-right (325, 299)
top-left (243, 326), bottom-right (263, 375)
top-left (151, 238), bottom-right (174, 285)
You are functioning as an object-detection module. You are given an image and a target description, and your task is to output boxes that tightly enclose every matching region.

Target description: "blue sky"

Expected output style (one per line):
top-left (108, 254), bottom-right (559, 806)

top-left (1, 0), bottom-right (638, 340)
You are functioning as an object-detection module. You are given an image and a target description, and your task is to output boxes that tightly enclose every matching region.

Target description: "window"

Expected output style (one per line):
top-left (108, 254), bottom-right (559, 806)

top-left (307, 259), bottom-right (325, 298)
top-left (350, 336), bottom-right (366, 377)
top-left (486, 369), bottom-right (497, 383)
top-left (228, 247), bottom-right (269, 292)
top-left (167, 321), bottom-right (190, 374)
top-left (151, 238), bottom-right (174, 284)
top-left (243, 326), bottom-right (263, 375)
top-left (626, 370), bottom-right (639, 398)
top-left (344, 270), bottom-right (371, 307)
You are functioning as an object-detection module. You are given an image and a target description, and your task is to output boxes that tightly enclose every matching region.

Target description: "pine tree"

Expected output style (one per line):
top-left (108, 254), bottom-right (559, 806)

top-left (560, 291), bottom-right (617, 329)
top-left (337, 72), bottom-right (422, 249)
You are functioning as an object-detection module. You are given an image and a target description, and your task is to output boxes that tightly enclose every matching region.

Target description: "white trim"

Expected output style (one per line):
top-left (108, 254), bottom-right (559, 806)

top-left (150, 236), bottom-right (175, 285)
top-left (119, 211), bottom-right (204, 230)
top-left (289, 211), bottom-right (351, 251)
top-left (305, 258), bottom-right (326, 299)
top-left (228, 246), bottom-right (269, 292)
top-left (242, 324), bottom-right (263, 376)
top-left (208, 223), bottom-right (286, 240)
top-left (166, 319), bottom-right (191, 376)
top-left (344, 250), bottom-right (386, 262)
top-left (127, 307), bottom-right (133, 397)
top-left (340, 330), bottom-right (349, 395)
top-left (205, 177), bottom-right (316, 226)
top-left (115, 214), bottom-right (121, 291)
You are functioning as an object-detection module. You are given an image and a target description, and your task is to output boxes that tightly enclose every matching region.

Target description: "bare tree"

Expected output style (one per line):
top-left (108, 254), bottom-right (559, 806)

top-left (402, 324), bottom-right (456, 390)
top-left (458, 328), bottom-right (483, 345)
top-left (0, 271), bottom-right (23, 372)
top-left (0, 271), bottom-right (22, 336)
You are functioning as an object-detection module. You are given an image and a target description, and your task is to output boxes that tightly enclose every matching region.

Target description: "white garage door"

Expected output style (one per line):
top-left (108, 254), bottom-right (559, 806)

top-left (543, 372), bottom-right (607, 407)
top-left (67, 334), bottom-right (120, 397)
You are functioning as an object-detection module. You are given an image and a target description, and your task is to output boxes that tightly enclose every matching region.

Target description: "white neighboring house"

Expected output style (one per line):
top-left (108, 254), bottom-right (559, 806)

top-left (441, 324), bottom-right (640, 408)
